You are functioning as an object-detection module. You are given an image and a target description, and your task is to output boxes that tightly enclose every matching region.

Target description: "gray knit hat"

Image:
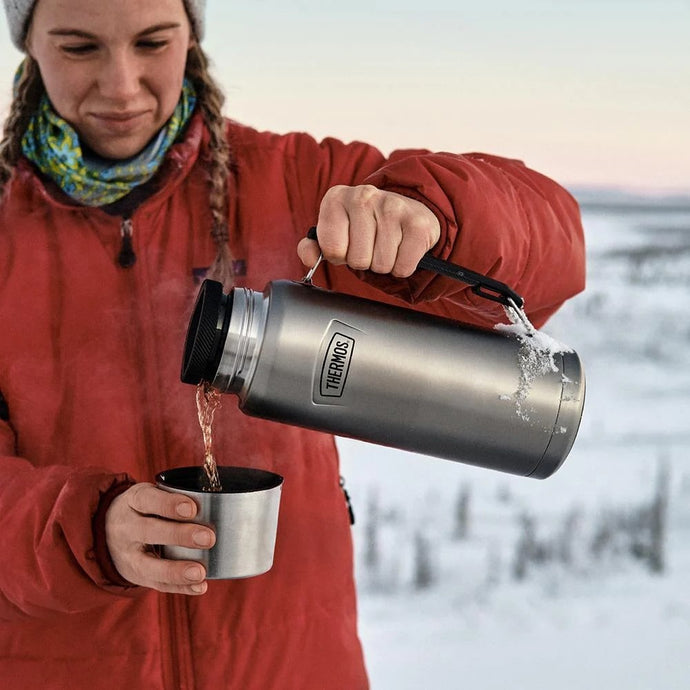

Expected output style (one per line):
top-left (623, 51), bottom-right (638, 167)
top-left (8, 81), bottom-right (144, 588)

top-left (3, 0), bottom-right (206, 50)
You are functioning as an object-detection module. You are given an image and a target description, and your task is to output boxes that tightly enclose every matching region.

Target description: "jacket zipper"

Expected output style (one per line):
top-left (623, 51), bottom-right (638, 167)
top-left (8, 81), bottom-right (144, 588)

top-left (120, 212), bottom-right (194, 689)
top-left (167, 596), bottom-right (195, 690)
top-left (117, 216), bottom-right (137, 268)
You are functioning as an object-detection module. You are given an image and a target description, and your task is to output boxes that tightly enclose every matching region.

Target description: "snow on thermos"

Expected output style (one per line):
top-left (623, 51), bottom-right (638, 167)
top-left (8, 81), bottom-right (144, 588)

top-left (181, 234), bottom-right (585, 479)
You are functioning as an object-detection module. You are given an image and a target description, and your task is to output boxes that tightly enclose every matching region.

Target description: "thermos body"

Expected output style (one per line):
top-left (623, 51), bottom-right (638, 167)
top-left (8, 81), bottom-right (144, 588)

top-left (183, 280), bottom-right (585, 479)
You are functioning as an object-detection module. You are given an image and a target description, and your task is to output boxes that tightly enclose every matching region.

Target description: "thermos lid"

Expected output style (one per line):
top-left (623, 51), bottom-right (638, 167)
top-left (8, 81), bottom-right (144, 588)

top-left (181, 279), bottom-right (228, 385)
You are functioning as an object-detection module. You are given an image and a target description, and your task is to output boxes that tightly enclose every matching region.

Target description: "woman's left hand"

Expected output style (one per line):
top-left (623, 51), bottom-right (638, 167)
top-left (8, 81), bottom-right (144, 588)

top-left (297, 185), bottom-right (441, 278)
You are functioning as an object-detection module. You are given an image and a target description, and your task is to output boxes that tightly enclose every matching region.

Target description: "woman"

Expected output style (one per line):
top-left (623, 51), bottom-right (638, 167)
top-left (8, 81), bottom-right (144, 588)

top-left (0, 0), bottom-right (585, 688)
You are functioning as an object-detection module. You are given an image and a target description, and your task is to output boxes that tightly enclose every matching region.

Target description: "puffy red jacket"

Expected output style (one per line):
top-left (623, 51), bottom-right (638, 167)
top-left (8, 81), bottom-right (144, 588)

top-left (0, 113), bottom-right (584, 689)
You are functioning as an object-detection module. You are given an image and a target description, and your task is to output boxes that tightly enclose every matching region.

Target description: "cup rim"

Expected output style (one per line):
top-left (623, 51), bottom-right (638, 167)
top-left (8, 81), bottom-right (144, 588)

top-left (156, 465), bottom-right (283, 494)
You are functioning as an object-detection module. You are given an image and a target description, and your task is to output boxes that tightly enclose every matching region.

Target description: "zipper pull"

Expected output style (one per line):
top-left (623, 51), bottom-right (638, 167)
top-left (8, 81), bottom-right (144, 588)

top-left (117, 217), bottom-right (136, 268)
top-left (340, 476), bottom-right (355, 525)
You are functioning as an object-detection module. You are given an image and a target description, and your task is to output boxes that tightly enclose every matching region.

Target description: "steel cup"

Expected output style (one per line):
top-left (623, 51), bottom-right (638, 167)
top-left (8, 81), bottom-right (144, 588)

top-left (156, 466), bottom-right (283, 579)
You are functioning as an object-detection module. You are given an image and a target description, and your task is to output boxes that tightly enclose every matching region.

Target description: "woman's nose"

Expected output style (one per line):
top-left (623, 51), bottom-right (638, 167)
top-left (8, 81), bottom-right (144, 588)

top-left (98, 51), bottom-right (142, 101)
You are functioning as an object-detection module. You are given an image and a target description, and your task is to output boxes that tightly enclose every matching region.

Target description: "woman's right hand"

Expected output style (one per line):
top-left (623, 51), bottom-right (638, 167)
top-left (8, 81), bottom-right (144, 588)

top-left (105, 482), bottom-right (216, 595)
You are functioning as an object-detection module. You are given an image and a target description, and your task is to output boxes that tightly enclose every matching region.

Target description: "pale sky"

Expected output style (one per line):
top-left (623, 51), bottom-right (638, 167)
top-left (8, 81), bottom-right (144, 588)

top-left (1, 0), bottom-right (688, 192)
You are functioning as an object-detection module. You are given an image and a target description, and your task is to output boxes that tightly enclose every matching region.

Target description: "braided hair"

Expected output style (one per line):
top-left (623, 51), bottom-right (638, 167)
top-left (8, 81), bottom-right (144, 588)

top-left (0, 56), bottom-right (42, 194)
top-left (0, 44), bottom-right (236, 289)
top-left (185, 42), bottom-right (236, 289)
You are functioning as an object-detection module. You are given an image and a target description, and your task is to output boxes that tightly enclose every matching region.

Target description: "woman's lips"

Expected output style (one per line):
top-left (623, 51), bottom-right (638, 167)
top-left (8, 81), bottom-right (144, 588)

top-left (90, 111), bottom-right (150, 133)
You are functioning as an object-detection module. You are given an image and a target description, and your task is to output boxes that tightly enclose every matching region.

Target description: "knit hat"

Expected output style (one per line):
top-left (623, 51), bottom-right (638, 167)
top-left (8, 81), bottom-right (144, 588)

top-left (3, 0), bottom-right (206, 50)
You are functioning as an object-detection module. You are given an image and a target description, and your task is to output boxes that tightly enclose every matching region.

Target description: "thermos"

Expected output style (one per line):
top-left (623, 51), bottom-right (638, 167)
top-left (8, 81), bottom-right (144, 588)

top-left (181, 268), bottom-right (585, 479)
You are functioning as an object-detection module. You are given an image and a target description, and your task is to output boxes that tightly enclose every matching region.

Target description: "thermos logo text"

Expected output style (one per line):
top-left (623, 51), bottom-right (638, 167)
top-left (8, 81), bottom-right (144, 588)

top-left (319, 333), bottom-right (355, 398)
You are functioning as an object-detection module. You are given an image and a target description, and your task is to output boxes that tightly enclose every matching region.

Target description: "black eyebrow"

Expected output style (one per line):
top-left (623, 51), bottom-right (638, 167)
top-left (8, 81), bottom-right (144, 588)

top-left (48, 22), bottom-right (181, 40)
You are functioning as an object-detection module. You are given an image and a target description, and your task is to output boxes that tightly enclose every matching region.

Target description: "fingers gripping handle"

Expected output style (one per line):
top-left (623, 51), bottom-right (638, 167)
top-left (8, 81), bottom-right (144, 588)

top-left (305, 226), bottom-right (524, 309)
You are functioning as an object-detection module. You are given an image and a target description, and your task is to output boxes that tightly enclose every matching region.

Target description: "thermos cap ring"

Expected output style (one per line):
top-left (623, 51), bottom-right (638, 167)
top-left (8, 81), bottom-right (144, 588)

top-left (181, 279), bottom-right (226, 385)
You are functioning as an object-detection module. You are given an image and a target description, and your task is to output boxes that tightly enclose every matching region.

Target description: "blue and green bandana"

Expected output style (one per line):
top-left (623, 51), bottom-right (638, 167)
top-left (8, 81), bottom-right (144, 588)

top-left (21, 78), bottom-right (197, 207)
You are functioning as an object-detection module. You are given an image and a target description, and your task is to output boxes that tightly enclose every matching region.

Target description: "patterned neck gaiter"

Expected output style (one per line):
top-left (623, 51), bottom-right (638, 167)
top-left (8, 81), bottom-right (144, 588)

top-left (21, 77), bottom-right (197, 207)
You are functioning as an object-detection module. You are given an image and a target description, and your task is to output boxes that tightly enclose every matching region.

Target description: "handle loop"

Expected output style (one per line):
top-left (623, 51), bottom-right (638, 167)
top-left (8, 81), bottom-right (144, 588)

top-left (305, 226), bottom-right (524, 309)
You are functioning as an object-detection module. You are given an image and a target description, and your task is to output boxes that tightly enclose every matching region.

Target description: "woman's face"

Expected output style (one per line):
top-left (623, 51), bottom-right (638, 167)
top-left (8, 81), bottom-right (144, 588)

top-left (27, 0), bottom-right (193, 160)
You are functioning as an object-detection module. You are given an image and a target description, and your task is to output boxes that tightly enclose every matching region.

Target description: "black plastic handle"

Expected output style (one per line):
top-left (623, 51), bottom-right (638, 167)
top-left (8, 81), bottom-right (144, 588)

top-left (305, 226), bottom-right (524, 309)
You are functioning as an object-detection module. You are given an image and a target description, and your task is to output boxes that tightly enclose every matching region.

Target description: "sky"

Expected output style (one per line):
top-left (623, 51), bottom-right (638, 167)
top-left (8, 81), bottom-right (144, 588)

top-left (0, 0), bottom-right (688, 193)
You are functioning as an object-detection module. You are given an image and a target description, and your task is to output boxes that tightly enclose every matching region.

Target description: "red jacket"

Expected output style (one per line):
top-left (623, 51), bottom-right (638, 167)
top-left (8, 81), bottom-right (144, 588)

top-left (0, 113), bottom-right (584, 689)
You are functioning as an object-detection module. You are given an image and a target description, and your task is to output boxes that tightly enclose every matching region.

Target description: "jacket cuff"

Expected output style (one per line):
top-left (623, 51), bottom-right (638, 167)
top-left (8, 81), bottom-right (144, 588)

top-left (91, 476), bottom-right (138, 588)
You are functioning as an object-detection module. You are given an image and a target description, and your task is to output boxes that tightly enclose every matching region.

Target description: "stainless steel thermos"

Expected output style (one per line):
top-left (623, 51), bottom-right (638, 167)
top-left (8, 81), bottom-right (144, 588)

top-left (181, 276), bottom-right (585, 479)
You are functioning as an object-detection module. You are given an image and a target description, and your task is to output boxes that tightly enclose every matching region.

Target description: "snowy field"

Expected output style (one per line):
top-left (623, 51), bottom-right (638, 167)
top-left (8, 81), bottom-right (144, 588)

top-left (339, 189), bottom-right (690, 689)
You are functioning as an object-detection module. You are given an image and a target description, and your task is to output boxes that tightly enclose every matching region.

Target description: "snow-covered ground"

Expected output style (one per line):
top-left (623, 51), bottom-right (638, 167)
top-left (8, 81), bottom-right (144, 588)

top-left (339, 189), bottom-right (690, 689)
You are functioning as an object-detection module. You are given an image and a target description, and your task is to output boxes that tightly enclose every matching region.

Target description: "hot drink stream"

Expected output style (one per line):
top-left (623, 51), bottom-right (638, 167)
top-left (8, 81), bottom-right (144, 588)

top-left (196, 381), bottom-right (223, 491)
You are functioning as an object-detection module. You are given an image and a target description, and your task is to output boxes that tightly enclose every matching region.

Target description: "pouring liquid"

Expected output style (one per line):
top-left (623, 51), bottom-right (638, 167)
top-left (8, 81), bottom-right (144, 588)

top-left (196, 381), bottom-right (223, 491)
